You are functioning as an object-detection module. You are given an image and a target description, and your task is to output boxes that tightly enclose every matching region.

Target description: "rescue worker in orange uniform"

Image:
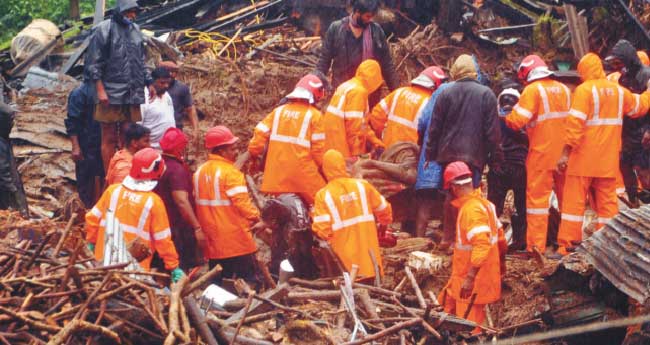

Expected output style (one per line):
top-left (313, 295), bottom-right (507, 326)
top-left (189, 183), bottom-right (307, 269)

top-left (504, 54), bottom-right (571, 253)
top-left (195, 126), bottom-right (261, 285)
top-left (438, 161), bottom-right (501, 330)
top-left (323, 59), bottom-right (385, 157)
top-left (555, 53), bottom-right (650, 256)
top-left (312, 149), bottom-right (393, 279)
top-left (248, 74), bottom-right (327, 204)
top-left (85, 148), bottom-right (184, 282)
top-left (368, 66), bottom-right (447, 147)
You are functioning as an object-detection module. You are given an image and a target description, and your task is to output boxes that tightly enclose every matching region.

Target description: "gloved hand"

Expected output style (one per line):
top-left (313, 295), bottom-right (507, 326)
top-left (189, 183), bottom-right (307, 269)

top-left (171, 267), bottom-right (184, 283)
top-left (87, 243), bottom-right (95, 252)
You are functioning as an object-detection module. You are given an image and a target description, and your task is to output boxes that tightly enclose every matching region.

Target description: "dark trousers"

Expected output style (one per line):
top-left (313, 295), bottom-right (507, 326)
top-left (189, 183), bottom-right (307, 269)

top-left (441, 163), bottom-right (483, 244)
top-left (487, 164), bottom-right (527, 246)
top-left (209, 253), bottom-right (259, 287)
top-left (75, 149), bottom-right (104, 208)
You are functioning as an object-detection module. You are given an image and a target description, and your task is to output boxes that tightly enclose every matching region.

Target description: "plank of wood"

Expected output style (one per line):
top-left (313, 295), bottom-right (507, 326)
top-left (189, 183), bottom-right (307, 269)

top-left (61, 37), bottom-right (91, 75)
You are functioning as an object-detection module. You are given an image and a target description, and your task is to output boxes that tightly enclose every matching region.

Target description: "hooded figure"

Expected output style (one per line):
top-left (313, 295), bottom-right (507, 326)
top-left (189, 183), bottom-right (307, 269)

top-left (607, 39), bottom-right (650, 205)
top-left (0, 102), bottom-right (28, 216)
top-left (322, 59), bottom-right (385, 157)
top-left (424, 54), bottom-right (502, 247)
top-left (85, 0), bottom-right (150, 107)
top-left (555, 53), bottom-right (650, 256)
top-left (312, 149), bottom-right (393, 279)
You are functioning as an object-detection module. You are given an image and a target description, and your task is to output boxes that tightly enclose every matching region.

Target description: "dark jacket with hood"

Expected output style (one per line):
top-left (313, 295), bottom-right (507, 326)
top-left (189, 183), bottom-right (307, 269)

top-left (425, 55), bottom-right (502, 170)
top-left (610, 39), bottom-right (650, 159)
top-left (0, 101), bottom-right (28, 216)
top-left (85, 0), bottom-right (150, 105)
top-left (317, 16), bottom-right (399, 91)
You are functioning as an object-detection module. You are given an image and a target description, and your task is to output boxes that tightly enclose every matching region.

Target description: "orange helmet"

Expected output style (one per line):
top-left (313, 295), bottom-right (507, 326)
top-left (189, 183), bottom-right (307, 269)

top-left (286, 74), bottom-right (325, 103)
top-left (412, 66), bottom-right (447, 89)
top-left (129, 148), bottom-right (166, 181)
top-left (443, 161), bottom-right (472, 189)
top-left (518, 55), bottom-right (553, 83)
top-left (205, 126), bottom-right (239, 149)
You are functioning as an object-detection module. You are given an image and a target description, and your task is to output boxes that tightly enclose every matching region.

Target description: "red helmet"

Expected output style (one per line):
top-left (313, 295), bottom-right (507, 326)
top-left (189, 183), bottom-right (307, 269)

top-left (159, 127), bottom-right (188, 152)
top-left (412, 66), bottom-right (447, 89)
top-left (205, 126), bottom-right (239, 149)
top-left (517, 55), bottom-right (552, 83)
top-left (286, 74), bottom-right (324, 103)
top-left (130, 148), bottom-right (166, 181)
top-left (443, 161), bottom-right (473, 189)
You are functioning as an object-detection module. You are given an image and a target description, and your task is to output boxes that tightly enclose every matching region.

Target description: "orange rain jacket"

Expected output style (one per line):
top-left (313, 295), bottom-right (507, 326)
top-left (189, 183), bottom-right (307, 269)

top-left (105, 149), bottom-right (133, 185)
top-left (368, 85), bottom-right (433, 147)
top-left (85, 184), bottom-right (179, 270)
top-left (194, 154), bottom-right (260, 259)
top-left (566, 53), bottom-right (650, 178)
top-left (312, 150), bottom-right (393, 279)
top-left (505, 79), bottom-right (571, 170)
top-left (248, 100), bottom-right (326, 202)
top-left (445, 189), bottom-right (501, 305)
top-left (323, 60), bottom-right (385, 157)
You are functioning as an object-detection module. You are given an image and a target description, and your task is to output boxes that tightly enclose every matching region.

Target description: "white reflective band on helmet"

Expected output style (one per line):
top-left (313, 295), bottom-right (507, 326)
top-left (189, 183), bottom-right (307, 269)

top-left (467, 225), bottom-right (491, 241)
top-left (452, 177), bottom-right (473, 185)
top-left (514, 104), bottom-right (533, 119)
top-left (194, 166), bottom-right (232, 207)
top-left (561, 213), bottom-right (583, 222)
top-left (527, 208), bottom-right (549, 215)
top-left (255, 122), bottom-right (270, 133)
top-left (569, 109), bottom-right (588, 120)
top-left (226, 186), bottom-right (248, 197)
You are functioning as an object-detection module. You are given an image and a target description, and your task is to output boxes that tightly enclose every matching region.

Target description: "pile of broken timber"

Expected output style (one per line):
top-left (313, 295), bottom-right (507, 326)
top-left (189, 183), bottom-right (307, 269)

top-left (208, 267), bottom-right (482, 345)
top-left (0, 218), bottom-right (226, 345)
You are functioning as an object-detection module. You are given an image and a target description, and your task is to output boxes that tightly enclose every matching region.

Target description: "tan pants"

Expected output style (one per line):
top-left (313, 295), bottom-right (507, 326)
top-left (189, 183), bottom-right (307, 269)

top-left (94, 104), bottom-right (142, 123)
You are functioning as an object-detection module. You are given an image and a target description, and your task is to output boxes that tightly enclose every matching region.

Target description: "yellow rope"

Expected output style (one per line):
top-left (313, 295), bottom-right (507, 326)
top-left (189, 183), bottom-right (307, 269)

top-left (180, 0), bottom-right (267, 60)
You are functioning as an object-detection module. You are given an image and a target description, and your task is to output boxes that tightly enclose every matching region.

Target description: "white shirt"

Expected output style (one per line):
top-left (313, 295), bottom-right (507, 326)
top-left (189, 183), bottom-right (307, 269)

top-left (139, 87), bottom-right (176, 149)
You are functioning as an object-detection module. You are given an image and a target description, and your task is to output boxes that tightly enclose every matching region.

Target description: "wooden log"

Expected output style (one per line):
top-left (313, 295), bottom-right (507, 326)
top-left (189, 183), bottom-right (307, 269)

top-left (48, 319), bottom-right (120, 345)
top-left (183, 296), bottom-right (219, 345)
top-left (182, 264), bottom-right (222, 297)
top-left (53, 213), bottom-right (77, 256)
top-left (164, 275), bottom-right (190, 345)
top-left (340, 318), bottom-right (422, 345)
top-left (404, 267), bottom-right (427, 309)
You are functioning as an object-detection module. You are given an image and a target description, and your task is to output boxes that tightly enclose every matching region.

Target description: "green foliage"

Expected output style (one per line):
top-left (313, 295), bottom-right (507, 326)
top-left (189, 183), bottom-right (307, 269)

top-left (0, 0), bottom-right (116, 46)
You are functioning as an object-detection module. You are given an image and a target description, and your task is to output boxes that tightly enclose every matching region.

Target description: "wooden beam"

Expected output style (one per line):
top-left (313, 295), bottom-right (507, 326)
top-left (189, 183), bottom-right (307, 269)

top-left (564, 4), bottom-right (589, 59)
top-left (94, 0), bottom-right (106, 26)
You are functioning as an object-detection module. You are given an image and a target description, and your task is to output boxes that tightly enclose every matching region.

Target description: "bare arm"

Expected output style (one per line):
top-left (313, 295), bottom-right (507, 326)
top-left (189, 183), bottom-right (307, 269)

top-left (171, 190), bottom-right (201, 229)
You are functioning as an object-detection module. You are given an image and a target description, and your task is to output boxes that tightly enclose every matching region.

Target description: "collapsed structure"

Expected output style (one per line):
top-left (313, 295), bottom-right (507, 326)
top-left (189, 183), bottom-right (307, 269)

top-left (2, 0), bottom-right (650, 344)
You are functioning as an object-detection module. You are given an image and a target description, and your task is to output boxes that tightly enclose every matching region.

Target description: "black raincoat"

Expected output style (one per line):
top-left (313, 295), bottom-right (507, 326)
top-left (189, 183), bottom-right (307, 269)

top-left (85, 0), bottom-right (150, 105)
top-left (0, 102), bottom-right (28, 216)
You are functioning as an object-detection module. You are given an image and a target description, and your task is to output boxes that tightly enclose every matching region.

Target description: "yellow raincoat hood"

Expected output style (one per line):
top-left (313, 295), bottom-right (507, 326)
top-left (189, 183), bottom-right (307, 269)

top-left (355, 59), bottom-right (384, 94)
top-left (322, 149), bottom-right (349, 181)
top-left (577, 53), bottom-right (606, 81)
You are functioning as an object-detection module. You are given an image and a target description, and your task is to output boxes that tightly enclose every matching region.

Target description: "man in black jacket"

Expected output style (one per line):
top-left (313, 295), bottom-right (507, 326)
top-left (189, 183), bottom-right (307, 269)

top-left (605, 39), bottom-right (650, 207)
top-left (425, 54), bottom-right (502, 247)
top-left (65, 82), bottom-right (104, 208)
top-left (317, 0), bottom-right (398, 95)
top-left (85, 0), bottom-right (151, 174)
top-left (0, 101), bottom-right (28, 216)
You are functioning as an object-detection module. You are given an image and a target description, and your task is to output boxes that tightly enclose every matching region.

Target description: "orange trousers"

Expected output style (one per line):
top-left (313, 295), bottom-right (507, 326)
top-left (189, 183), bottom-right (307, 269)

top-left (557, 175), bottom-right (618, 255)
top-left (441, 291), bottom-right (486, 334)
top-left (526, 168), bottom-right (565, 252)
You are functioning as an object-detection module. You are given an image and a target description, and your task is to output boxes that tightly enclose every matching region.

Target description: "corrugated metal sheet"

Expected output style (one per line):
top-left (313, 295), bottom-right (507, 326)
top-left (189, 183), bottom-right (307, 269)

top-left (576, 206), bottom-right (650, 306)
